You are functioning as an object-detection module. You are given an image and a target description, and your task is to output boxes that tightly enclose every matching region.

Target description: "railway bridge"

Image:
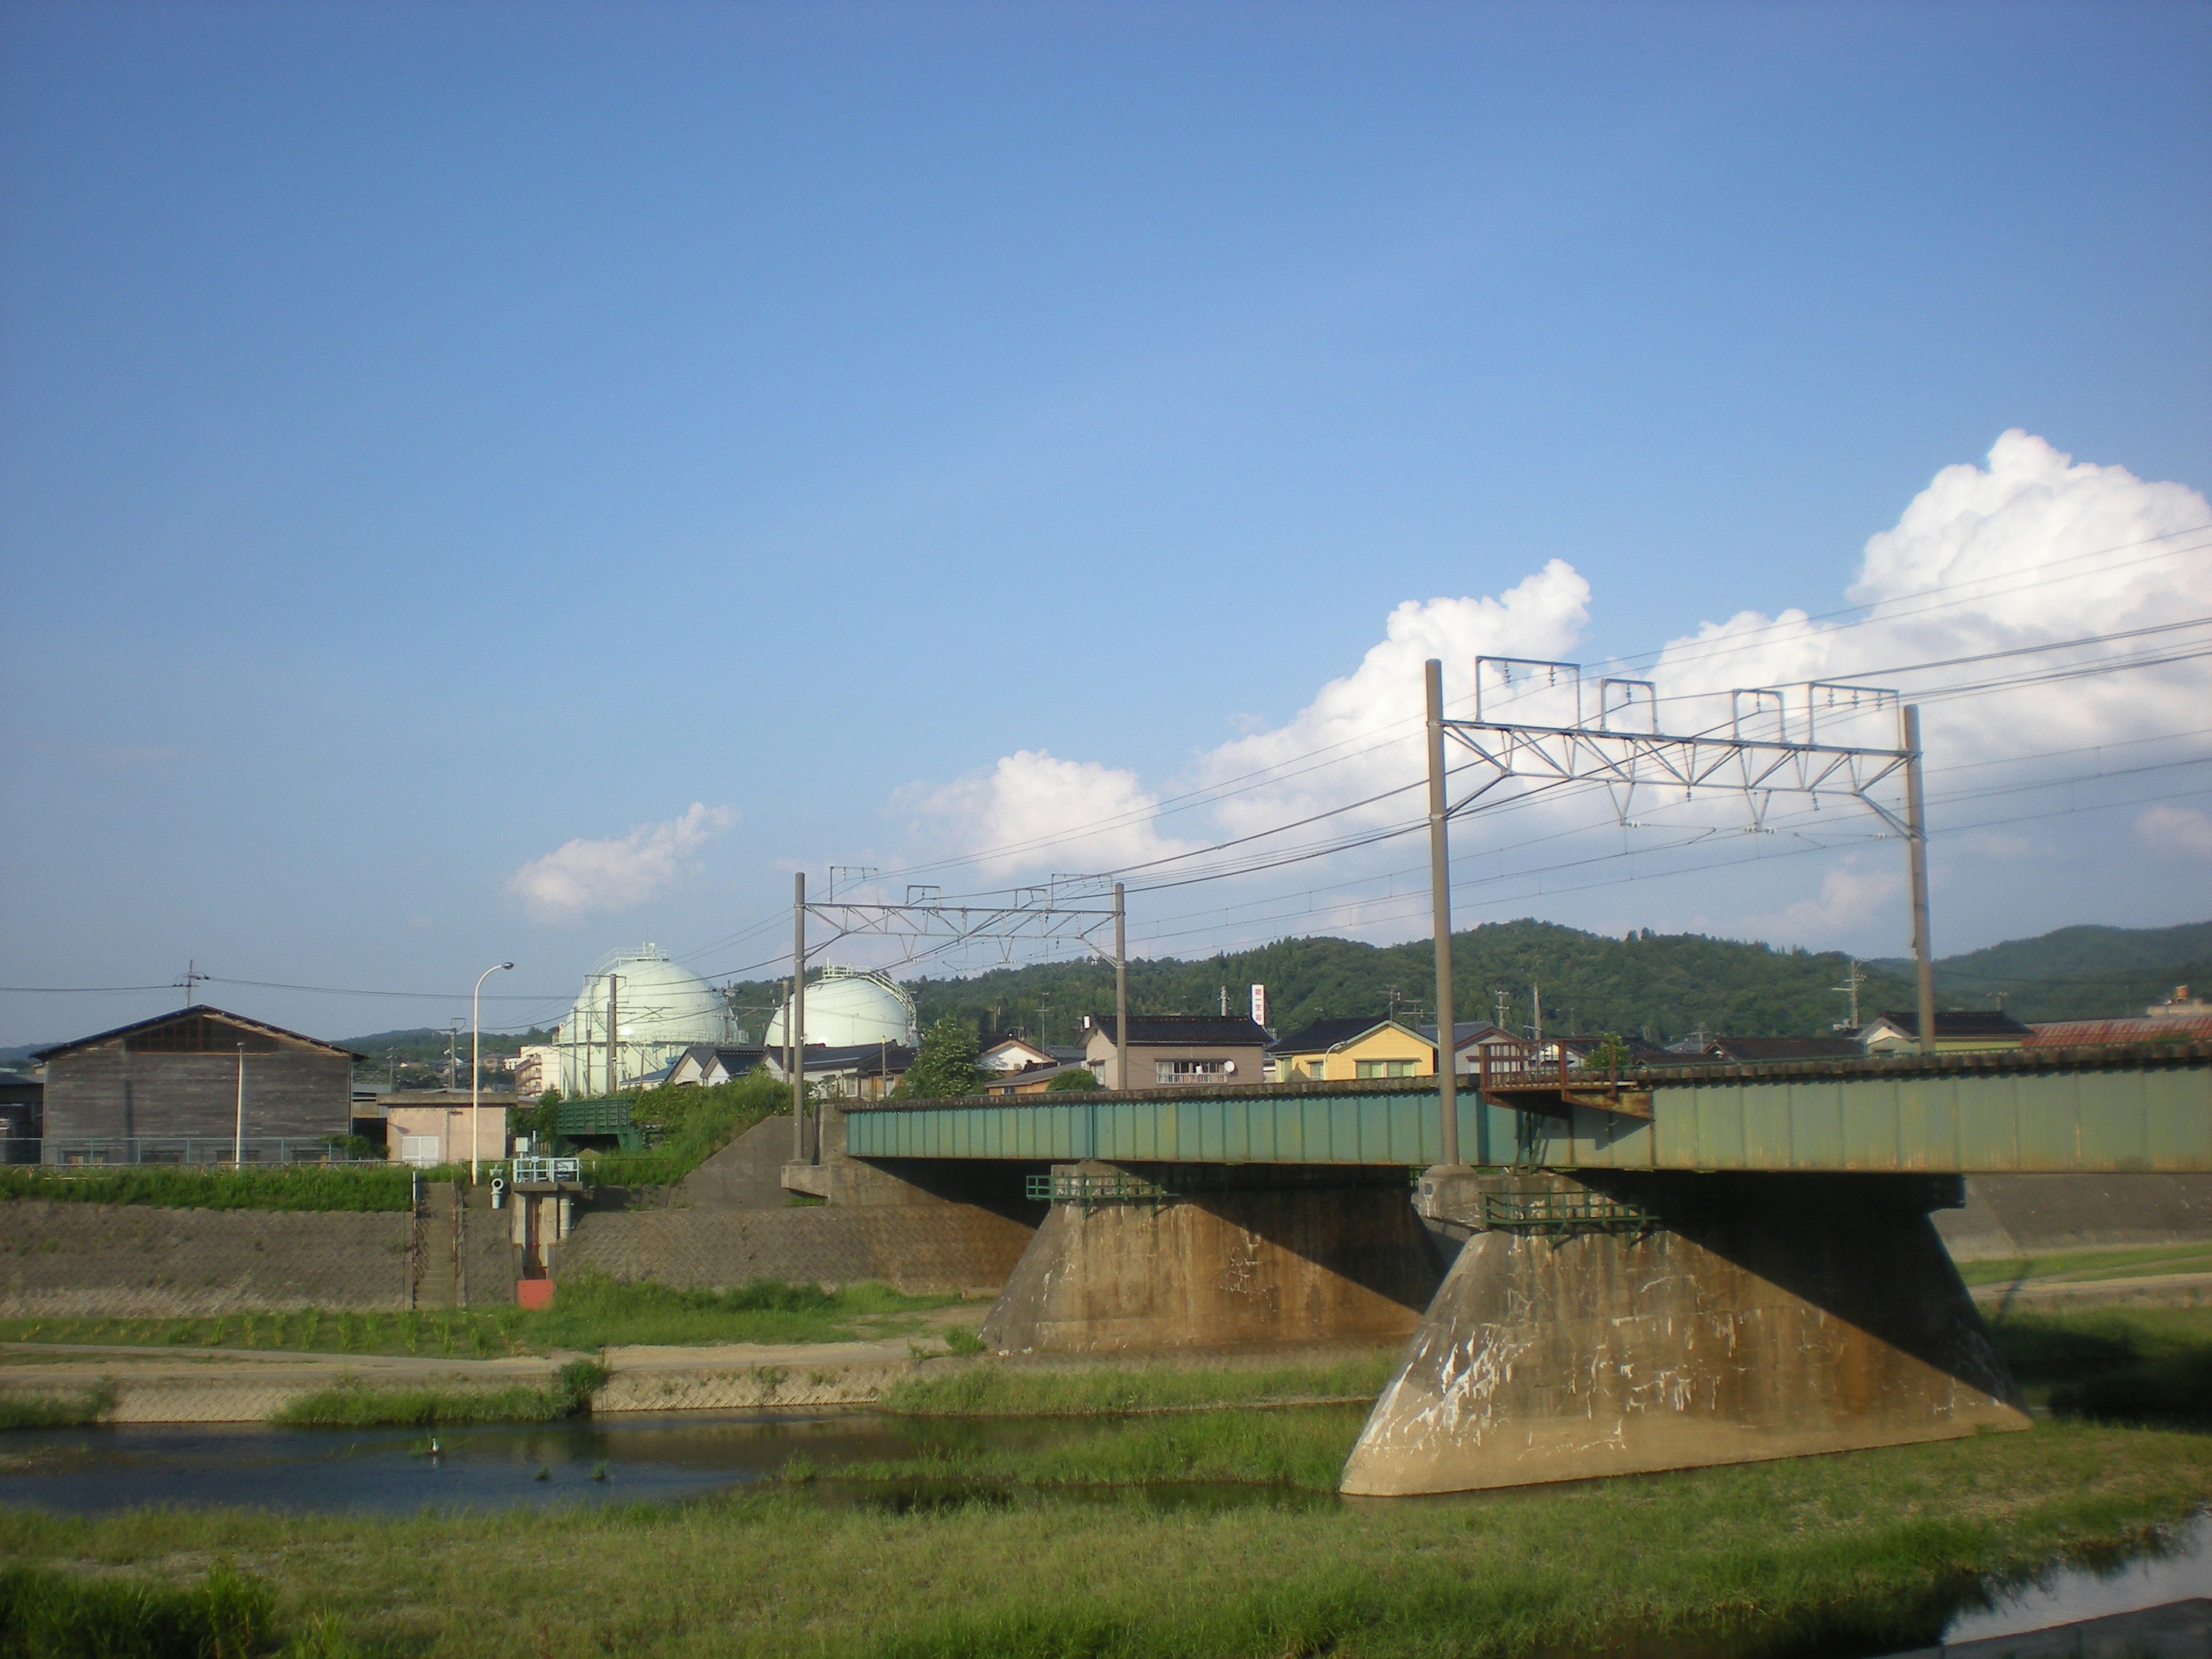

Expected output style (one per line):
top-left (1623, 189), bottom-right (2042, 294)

top-left (830, 1042), bottom-right (2212, 1495)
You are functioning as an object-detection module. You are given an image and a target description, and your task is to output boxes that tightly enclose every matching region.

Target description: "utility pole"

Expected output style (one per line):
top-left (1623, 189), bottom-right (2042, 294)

top-left (1832, 959), bottom-right (1866, 1030)
top-left (782, 976), bottom-right (797, 1157)
top-left (1902, 704), bottom-right (1937, 1056)
top-left (181, 960), bottom-right (208, 1006)
top-left (1038, 988), bottom-right (1050, 1049)
top-left (603, 978), bottom-right (619, 1096)
top-left (1424, 659), bottom-right (1463, 1167)
top-left (1495, 989), bottom-right (1512, 1031)
top-left (1113, 882), bottom-right (1128, 1092)
top-left (233, 1043), bottom-right (245, 1166)
top-left (792, 872), bottom-right (809, 1160)
top-left (1531, 984), bottom-right (1543, 1048)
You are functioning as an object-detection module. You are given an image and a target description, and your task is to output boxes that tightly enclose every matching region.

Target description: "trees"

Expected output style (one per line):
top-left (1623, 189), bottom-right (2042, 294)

top-left (1044, 1067), bottom-right (1100, 1092)
top-left (896, 1016), bottom-right (988, 1100)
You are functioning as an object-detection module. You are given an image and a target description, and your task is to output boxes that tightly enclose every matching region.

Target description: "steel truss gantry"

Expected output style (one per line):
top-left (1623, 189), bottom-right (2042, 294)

top-left (1422, 657), bottom-right (1940, 1169)
top-left (783, 874), bottom-right (1131, 1166)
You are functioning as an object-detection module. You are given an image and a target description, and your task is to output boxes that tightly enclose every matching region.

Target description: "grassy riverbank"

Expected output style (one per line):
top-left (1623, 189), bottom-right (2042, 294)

top-left (1988, 1306), bottom-right (2212, 1425)
top-left (1, 1423), bottom-right (2206, 1657)
top-left (0, 1277), bottom-right (958, 1361)
top-left (1958, 1240), bottom-right (2212, 1286)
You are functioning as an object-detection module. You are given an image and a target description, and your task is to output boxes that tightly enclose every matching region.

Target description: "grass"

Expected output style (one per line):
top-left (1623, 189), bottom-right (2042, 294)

top-left (846, 1403), bottom-right (1372, 1490)
top-left (1957, 1240), bottom-right (2212, 1286)
top-left (0, 1384), bottom-right (113, 1430)
top-left (273, 1360), bottom-right (607, 1427)
top-left (0, 1561), bottom-right (290, 1659)
top-left (0, 1165), bottom-right (411, 1213)
top-left (881, 1355), bottom-right (1397, 1417)
top-left (0, 1422), bottom-right (2205, 1657)
top-left (0, 1277), bottom-right (956, 1362)
top-left (1987, 1306), bottom-right (2212, 1426)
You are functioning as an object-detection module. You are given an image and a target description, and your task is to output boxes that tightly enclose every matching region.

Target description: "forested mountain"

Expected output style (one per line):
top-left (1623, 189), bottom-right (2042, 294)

top-left (881, 921), bottom-right (1913, 1049)
top-left (1875, 921), bottom-right (2212, 1024)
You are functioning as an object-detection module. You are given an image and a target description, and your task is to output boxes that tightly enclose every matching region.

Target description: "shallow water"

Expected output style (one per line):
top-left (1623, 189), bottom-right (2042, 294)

top-left (0, 1417), bottom-right (2203, 1656)
top-left (0, 1410), bottom-right (1331, 1516)
top-left (1937, 1508), bottom-right (2212, 1646)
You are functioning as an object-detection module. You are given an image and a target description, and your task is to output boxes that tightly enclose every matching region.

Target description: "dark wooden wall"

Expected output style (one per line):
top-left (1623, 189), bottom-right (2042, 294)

top-left (43, 1037), bottom-right (350, 1147)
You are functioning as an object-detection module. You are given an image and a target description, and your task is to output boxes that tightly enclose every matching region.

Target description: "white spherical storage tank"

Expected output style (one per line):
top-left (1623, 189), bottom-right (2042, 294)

top-left (763, 967), bottom-right (916, 1050)
top-left (558, 944), bottom-right (730, 1096)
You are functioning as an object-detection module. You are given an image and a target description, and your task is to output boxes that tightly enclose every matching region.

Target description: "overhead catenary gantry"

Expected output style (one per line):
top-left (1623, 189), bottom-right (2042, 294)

top-left (783, 876), bottom-right (1131, 1164)
top-left (1422, 656), bottom-right (1940, 1166)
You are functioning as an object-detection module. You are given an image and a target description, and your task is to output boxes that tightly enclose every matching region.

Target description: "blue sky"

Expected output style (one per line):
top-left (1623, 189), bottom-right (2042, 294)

top-left (3, 1), bottom-right (2209, 1046)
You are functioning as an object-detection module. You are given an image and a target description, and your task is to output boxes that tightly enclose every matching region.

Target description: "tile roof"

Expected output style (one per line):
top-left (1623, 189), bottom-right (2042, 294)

top-left (1083, 1014), bottom-right (1272, 1047)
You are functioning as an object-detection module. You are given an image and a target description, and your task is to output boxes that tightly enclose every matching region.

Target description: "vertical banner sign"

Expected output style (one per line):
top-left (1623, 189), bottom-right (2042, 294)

top-left (1249, 984), bottom-right (1267, 1028)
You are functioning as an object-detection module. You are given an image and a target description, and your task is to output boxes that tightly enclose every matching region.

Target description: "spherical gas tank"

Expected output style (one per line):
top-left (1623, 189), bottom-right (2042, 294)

top-left (763, 967), bottom-right (916, 1049)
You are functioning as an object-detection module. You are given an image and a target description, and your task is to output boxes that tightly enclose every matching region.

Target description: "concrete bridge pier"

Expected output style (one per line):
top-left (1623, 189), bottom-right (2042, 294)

top-left (979, 1163), bottom-right (1443, 1354)
top-left (1340, 1169), bottom-right (2031, 1496)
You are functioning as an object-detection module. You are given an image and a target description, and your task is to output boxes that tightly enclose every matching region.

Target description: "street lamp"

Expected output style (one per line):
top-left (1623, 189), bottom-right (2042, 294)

top-left (472, 961), bottom-right (515, 1183)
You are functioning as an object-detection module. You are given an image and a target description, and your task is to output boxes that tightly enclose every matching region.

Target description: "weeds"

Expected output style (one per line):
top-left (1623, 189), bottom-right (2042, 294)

top-left (0, 1382), bottom-right (112, 1430)
top-left (0, 1561), bottom-right (276, 1658)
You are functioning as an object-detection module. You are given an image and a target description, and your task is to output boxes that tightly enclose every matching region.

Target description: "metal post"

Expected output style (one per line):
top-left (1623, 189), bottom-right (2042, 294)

top-left (1426, 660), bottom-right (1464, 1166)
top-left (793, 872), bottom-right (808, 1158)
top-left (1112, 882), bottom-right (1128, 1092)
top-left (604, 974), bottom-right (620, 1097)
top-left (471, 961), bottom-right (513, 1185)
top-left (1902, 704), bottom-right (1937, 1057)
top-left (233, 1043), bottom-right (245, 1166)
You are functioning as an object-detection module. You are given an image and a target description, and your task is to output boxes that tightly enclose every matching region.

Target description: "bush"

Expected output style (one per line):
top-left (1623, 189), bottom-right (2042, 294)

top-left (1043, 1067), bottom-right (1099, 1092)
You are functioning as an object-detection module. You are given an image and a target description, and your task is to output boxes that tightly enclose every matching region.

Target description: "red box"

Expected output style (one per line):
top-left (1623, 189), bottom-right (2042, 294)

top-left (516, 1279), bottom-right (555, 1310)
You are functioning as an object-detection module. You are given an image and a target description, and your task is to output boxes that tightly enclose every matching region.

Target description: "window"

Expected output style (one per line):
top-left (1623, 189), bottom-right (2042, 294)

top-left (1155, 1059), bottom-right (1227, 1084)
top-left (1355, 1059), bottom-right (1417, 1079)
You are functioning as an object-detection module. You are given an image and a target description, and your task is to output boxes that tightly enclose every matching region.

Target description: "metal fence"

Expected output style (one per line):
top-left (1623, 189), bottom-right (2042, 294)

top-left (12, 1137), bottom-right (371, 1168)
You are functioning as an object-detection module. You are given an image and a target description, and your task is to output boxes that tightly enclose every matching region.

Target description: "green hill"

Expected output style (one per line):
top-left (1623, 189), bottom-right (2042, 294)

top-left (1873, 921), bottom-right (2212, 1023)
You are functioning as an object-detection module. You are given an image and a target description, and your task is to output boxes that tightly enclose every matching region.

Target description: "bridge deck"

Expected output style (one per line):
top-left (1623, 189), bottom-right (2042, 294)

top-left (841, 1043), bottom-right (2212, 1174)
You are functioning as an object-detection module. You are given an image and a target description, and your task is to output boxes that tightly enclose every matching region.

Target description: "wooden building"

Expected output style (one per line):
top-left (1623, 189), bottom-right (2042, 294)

top-left (33, 1006), bottom-right (360, 1159)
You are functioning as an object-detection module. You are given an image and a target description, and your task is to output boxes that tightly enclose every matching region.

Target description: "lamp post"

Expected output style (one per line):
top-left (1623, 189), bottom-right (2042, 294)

top-left (472, 961), bottom-right (514, 1184)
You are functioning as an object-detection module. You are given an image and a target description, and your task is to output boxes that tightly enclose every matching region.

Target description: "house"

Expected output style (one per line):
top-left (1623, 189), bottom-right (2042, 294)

top-left (979, 1037), bottom-right (1056, 1074)
top-left (2025, 1015), bottom-right (2212, 1048)
top-left (666, 1044), bottom-right (768, 1087)
top-left (1080, 1014), bottom-right (1272, 1090)
top-left (33, 1006), bottom-right (361, 1162)
top-left (983, 1060), bottom-right (1099, 1096)
top-left (762, 1043), bottom-right (915, 1101)
top-left (1531, 1035), bottom-right (1669, 1070)
top-left (384, 1092), bottom-right (512, 1168)
top-left (1859, 1010), bottom-right (2032, 1055)
top-left (1267, 1017), bottom-right (1535, 1082)
top-left (1266, 1017), bottom-right (1396, 1082)
top-left (1417, 1021), bottom-right (1536, 1079)
top-left (2147, 984), bottom-right (2211, 1020)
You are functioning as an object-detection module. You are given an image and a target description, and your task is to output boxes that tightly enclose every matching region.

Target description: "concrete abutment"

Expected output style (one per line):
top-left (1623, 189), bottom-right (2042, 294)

top-left (978, 1163), bottom-right (1441, 1354)
top-left (1340, 1168), bottom-right (2031, 1495)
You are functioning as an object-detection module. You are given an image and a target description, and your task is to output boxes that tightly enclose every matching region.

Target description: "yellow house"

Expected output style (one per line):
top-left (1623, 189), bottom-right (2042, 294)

top-left (1267, 1018), bottom-right (1433, 1083)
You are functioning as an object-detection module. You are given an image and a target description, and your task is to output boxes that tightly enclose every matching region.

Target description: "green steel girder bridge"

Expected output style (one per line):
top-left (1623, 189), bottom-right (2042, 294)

top-left (843, 1042), bottom-right (2212, 1175)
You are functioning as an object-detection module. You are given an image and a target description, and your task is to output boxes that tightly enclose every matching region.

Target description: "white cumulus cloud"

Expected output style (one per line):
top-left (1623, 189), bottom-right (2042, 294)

top-left (510, 804), bottom-right (738, 923)
top-left (900, 751), bottom-right (1196, 880)
top-left (891, 432), bottom-right (2209, 957)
